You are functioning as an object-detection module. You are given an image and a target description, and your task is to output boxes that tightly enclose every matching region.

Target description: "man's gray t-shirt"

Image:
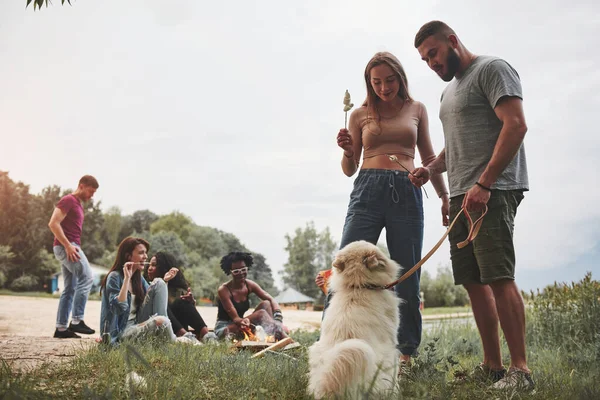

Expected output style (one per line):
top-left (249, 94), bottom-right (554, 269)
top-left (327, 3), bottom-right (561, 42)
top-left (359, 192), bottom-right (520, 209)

top-left (440, 56), bottom-right (529, 197)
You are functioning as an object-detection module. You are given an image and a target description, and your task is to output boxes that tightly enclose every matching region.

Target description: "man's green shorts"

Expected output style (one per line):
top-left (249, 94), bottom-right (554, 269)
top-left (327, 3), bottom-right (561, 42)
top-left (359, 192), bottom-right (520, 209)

top-left (448, 190), bottom-right (524, 285)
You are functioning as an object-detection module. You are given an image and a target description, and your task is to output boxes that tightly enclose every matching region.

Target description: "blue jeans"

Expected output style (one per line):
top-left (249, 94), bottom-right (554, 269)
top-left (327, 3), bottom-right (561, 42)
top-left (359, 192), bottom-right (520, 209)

top-left (122, 279), bottom-right (176, 342)
top-left (335, 169), bottom-right (424, 356)
top-left (53, 243), bottom-right (94, 328)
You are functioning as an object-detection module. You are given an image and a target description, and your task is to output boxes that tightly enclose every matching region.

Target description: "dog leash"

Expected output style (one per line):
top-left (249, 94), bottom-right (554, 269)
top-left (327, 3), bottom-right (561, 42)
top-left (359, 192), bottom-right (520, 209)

top-left (373, 205), bottom-right (488, 291)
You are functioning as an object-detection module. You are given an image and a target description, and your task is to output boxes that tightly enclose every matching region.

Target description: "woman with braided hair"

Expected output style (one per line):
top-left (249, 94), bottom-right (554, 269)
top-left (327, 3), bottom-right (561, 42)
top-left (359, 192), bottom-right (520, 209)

top-left (214, 251), bottom-right (287, 340)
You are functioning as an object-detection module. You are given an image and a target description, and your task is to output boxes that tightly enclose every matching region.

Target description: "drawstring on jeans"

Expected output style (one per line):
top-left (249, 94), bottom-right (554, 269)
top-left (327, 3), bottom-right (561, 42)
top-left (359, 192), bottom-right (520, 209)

top-left (388, 173), bottom-right (400, 203)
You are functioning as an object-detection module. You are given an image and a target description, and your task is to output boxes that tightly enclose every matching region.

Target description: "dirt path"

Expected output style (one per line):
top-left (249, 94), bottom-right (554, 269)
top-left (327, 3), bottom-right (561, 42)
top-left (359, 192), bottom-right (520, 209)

top-left (0, 295), bottom-right (470, 372)
top-left (0, 295), bottom-right (322, 371)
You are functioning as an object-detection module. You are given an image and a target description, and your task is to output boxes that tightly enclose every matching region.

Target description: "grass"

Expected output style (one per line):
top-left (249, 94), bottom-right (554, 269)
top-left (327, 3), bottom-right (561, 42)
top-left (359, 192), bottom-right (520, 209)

top-left (421, 305), bottom-right (471, 316)
top-left (1, 274), bottom-right (598, 399)
top-left (0, 289), bottom-right (59, 299)
top-left (1, 320), bottom-right (598, 399)
top-left (0, 289), bottom-right (101, 301)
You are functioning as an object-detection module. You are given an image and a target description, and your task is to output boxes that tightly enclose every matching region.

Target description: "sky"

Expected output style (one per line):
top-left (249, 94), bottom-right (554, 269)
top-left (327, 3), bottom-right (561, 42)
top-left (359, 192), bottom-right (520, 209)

top-left (1, 0), bottom-right (598, 292)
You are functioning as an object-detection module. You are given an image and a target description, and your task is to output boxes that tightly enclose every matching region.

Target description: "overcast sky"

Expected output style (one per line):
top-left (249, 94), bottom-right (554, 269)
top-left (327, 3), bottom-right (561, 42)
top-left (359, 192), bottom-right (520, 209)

top-left (1, 0), bottom-right (598, 291)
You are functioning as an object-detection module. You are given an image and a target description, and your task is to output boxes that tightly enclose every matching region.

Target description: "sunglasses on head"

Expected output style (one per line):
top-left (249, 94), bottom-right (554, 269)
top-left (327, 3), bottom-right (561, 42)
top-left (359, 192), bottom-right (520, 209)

top-left (231, 267), bottom-right (248, 276)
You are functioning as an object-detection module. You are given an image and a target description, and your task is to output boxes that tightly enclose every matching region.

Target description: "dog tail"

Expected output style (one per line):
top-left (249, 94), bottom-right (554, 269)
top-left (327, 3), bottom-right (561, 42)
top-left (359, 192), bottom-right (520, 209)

top-left (310, 339), bottom-right (377, 398)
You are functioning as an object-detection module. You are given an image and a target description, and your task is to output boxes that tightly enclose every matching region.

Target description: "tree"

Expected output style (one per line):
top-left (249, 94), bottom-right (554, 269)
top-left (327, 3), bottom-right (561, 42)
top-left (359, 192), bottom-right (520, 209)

top-left (248, 252), bottom-right (278, 297)
top-left (0, 171), bottom-right (38, 266)
top-left (32, 185), bottom-right (64, 254)
top-left (187, 256), bottom-right (222, 302)
top-left (26, 0), bottom-right (70, 11)
top-left (148, 231), bottom-right (188, 266)
top-left (81, 199), bottom-right (110, 263)
top-left (0, 245), bottom-right (15, 288)
top-left (420, 266), bottom-right (469, 307)
top-left (184, 225), bottom-right (228, 260)
top-left (281, 222), bottom-right (337, 299)
top-left (0, 173), bottom-right (64, 288)
top-left (150, 211), bottom-right (193, 241)
top-left (118, 209), bottom-right (158, 243)
top-left (103, 206), bottom-right (123, 247)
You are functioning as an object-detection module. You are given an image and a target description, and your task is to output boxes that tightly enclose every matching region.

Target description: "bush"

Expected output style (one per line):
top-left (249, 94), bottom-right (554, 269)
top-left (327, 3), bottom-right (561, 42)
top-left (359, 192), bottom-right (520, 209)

top-left (10, 275), bottom-right (39, 292)
top-left (0, 271), bottom-right (5, 288)
top-left (421, 267), bottom-right (469, 307)
top-left (527, 272), bottom-right (600, 351)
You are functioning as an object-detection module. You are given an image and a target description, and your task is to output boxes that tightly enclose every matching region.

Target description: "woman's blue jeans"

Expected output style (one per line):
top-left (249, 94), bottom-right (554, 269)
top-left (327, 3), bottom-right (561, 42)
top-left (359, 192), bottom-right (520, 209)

top-left (330, 169), bottom-right (424, 356)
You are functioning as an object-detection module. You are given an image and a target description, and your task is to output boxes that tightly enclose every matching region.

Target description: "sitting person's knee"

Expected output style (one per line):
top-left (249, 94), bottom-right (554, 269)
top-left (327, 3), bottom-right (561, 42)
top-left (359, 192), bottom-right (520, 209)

top-left (152, 277), bottom-right (166, 286)
top-left (149, 278), bottom-right (168, 292)
top-left (253, 309), bottom-right (270, 319)
top-left (258, 300), bottom-right (272, 311)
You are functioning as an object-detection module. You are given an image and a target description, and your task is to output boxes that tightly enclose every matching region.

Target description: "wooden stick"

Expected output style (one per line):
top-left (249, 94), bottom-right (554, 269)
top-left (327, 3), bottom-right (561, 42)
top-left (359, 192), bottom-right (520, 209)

top-left (251, 337), bottom-right (293, 359)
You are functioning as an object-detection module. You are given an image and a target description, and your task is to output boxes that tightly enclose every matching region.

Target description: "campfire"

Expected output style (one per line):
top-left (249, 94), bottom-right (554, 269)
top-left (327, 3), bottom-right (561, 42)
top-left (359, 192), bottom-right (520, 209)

top-left (232, 325), bottom-right (277, 343)
top-left (230, 324), bottom-right (297, 358)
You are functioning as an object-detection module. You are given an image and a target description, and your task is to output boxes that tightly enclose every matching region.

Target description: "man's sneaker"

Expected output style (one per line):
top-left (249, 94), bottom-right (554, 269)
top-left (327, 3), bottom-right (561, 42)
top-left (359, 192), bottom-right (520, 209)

top-left (454, 363), bottom-right (506, 384)
top-left (54, 328), bottom-right (81, 339)
top-left (69, 321), bottom-right (95, 335)
top-left (491, 369), bottom-right (535, 391)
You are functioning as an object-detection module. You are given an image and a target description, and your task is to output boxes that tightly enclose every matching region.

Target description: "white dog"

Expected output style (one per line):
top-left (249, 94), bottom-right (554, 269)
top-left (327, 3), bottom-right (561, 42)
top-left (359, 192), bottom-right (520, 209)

top-left (308, 240), bottom-right (401, 399)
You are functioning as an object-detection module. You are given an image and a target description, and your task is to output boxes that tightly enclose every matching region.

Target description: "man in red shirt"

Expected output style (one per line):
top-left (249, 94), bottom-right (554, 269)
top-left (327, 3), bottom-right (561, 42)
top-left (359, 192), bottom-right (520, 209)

top-left (48, 175), bottom-right (99, 338)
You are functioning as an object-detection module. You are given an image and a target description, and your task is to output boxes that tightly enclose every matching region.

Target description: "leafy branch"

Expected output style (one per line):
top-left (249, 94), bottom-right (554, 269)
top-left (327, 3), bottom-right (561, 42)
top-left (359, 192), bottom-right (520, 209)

top-left (26, 0), bottom-right (72, 11)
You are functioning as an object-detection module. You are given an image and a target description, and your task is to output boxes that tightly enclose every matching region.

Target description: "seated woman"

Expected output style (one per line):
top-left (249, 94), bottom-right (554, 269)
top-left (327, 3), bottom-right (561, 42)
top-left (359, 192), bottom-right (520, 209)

top-left (215, 251), bottom-right (287, 341)
top-left (99, 237), bottom-right (176, 345)
top-left (146, 251), bottom-right (217, 342)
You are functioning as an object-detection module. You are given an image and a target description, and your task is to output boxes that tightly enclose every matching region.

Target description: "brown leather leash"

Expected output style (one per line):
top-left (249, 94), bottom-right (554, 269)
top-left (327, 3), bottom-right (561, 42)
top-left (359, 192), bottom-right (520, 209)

top-left (369, 205), bottom-right (488, 291)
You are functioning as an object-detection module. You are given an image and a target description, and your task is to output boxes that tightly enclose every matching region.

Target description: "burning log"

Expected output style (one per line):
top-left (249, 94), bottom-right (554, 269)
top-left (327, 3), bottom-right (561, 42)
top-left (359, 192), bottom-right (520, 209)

top-left (251, 337), bottom-right (293, 359)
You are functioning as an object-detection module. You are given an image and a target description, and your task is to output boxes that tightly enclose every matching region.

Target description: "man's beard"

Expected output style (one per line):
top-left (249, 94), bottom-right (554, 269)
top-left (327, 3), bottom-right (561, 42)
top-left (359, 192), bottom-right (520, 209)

top-left (441, 48), bottom-right (460, 82)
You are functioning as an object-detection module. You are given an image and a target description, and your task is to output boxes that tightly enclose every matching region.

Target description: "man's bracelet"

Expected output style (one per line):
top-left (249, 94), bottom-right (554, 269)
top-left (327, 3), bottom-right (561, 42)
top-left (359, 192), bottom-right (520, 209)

top-left (343, 151), bottom-right (354, 159)
top-left (273, 310), bottom-right (283, 321)
top-left (476, 182), bottom-right (492, 192)
top-left (438, 192), bottom-right (449, 198)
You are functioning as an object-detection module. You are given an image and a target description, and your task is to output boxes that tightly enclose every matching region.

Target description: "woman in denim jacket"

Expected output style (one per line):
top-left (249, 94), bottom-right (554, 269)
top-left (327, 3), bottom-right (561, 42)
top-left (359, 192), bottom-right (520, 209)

top-left (99, 237), bottom-right (176, 345)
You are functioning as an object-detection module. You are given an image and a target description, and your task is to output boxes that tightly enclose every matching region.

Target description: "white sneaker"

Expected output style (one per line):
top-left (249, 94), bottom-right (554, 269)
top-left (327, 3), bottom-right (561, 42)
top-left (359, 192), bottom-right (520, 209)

top-left (176, 332), bottom-right (203, 346)
top-left (202, 332), bottom-right (218, 344)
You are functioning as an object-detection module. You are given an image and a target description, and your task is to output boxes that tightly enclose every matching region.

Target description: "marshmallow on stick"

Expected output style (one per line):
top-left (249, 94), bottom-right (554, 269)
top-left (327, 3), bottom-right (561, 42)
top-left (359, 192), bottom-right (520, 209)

top-left (343, 90), bottom-right (354, 129)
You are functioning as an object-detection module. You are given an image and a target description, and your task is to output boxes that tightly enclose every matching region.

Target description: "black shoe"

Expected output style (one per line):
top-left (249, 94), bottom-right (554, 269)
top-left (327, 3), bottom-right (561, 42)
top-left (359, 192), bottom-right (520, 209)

top-left (54, 328), bottom-right (81, 339)
top-left (68, 321), bottom-right (95, 335)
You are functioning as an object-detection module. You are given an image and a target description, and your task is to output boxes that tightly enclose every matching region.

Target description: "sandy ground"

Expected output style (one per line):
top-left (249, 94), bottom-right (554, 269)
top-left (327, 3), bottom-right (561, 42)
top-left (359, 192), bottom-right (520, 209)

top-left (0, 295), bottom-right (470, 372)
top-left (0, 295), bottom-right (323, 371)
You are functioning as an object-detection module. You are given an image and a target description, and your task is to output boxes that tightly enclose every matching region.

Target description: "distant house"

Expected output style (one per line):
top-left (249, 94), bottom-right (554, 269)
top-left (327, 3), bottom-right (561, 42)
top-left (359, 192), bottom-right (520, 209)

top-left (51, 263), bottom-right (109, 294)
top-left (274, 287), bottom-right (316, 311)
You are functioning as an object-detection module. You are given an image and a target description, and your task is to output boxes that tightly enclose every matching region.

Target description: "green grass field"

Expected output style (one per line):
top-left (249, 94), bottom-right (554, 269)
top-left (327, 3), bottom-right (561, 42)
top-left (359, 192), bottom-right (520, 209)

top-left (1, 274), bottom-right (598, 399)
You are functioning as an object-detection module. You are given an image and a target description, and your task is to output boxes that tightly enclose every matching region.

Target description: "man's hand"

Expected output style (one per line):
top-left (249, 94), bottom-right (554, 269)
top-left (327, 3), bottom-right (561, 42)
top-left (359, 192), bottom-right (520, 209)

top-left (66, 244), bottom-right (81, 262)
top-left (441, 195), bottom-right (450, 227)
top-left (410, 167), bottom-right (431, 187)
top-left (462, 184), bottom-right (491, 212)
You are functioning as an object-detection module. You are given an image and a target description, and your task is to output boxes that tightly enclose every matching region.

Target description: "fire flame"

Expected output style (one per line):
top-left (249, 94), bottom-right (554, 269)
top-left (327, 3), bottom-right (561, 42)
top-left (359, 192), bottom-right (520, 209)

top-left (237, 326), bottom-right (277, 343)
top-left (242, 327), bottom-right (257, 341)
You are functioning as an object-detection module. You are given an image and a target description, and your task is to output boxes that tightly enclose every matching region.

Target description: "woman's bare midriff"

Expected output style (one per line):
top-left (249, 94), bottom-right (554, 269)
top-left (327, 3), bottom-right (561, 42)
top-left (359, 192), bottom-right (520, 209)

top-left (360, 153), bottom-right (415, 172)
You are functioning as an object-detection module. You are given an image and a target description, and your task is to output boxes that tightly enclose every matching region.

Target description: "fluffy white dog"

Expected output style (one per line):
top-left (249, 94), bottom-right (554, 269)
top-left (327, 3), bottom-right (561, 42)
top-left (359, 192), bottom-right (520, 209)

top-left (308, 240), bottom-right (401, 399)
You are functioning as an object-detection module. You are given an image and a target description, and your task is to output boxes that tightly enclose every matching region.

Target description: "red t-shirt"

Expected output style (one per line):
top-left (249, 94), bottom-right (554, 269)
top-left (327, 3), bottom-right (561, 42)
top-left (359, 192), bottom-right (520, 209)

top-left (53, 194), bottom-right (84, 247)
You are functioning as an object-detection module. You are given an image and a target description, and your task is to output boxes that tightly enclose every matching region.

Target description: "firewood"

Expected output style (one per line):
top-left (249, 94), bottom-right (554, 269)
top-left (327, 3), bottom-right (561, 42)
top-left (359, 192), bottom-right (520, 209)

top-left (251, 337), bottom-right (293, 359)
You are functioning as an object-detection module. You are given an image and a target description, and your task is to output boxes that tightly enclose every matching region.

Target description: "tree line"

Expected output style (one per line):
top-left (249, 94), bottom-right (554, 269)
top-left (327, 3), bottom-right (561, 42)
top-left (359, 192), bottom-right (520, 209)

top-left (0, 171), bottom-right (467, 307)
